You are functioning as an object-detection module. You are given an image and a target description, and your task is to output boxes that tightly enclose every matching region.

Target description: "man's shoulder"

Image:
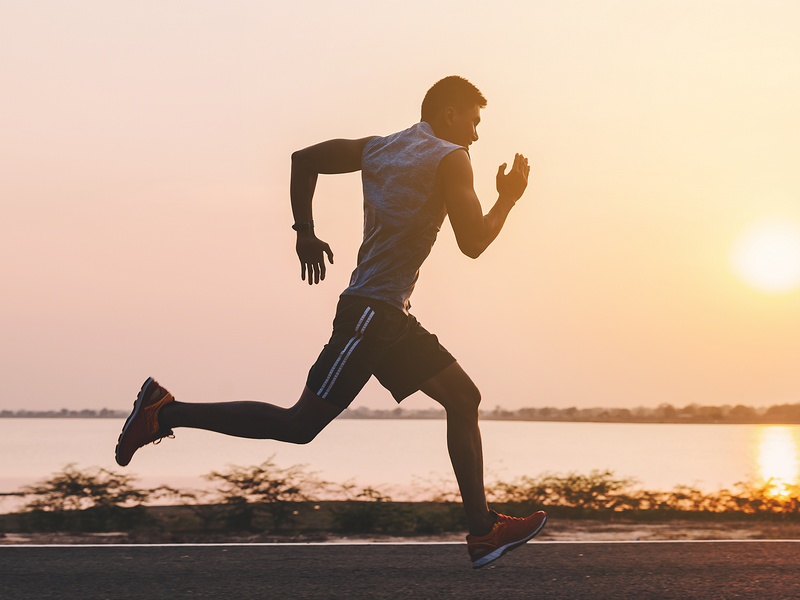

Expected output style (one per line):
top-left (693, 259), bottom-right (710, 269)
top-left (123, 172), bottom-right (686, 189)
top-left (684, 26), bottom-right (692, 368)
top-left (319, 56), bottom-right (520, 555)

top-left (437, 147), bottom-right (472, 172)
top-left (435, 147), bottom-right (473, 192)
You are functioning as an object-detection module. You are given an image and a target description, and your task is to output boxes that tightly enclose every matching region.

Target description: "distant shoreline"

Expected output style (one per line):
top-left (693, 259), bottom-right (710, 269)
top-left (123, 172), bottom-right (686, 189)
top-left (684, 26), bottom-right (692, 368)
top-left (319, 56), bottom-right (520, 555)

top-left (3, 402), bottom-right (800, 425)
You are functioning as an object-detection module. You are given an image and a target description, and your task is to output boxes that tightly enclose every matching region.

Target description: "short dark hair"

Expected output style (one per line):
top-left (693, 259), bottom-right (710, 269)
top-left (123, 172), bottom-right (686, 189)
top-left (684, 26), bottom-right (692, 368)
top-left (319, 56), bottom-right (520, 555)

top-left (421, 76), bottom-right (487, 122)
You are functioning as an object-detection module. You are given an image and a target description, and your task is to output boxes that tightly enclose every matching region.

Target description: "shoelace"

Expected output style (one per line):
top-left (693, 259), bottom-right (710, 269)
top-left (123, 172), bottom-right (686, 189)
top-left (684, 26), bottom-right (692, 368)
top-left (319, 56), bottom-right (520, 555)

top-left (497, 514), bottom-right (526, 523)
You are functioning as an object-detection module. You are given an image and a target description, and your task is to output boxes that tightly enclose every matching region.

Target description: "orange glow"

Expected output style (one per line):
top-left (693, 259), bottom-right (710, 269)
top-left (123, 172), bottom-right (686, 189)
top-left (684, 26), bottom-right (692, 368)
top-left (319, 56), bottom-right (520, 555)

top-left (757, 427), bottom-right (800, 496)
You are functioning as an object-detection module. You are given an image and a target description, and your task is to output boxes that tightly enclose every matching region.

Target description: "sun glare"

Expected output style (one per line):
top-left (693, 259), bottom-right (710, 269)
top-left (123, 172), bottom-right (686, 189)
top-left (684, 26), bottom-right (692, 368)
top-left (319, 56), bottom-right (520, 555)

top-left (731, 218), bottom-right (800, 294)
top-left (757, 426), bottom-right (800, 496)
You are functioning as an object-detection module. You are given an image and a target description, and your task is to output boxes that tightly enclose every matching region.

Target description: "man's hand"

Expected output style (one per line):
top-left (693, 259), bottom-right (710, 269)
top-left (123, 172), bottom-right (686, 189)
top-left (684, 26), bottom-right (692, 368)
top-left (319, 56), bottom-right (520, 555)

top-left (296, 231), bottom-right (334, 285)
top-left (495, 153), bottom-right (530, 204)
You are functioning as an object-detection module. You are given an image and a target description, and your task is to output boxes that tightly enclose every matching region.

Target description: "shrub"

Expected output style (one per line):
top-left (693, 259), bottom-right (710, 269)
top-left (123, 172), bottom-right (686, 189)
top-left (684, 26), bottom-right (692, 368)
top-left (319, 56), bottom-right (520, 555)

top-left (329, 486), bottom-right (409, 533)
top-left (17, 464), bottom-right (153, 531)
top-left (204, 458), bottom-right (320, 532)
top-left (490, 470), bottom-right (800, 520)
top-left (328, 486), bottom-right (465, 534)
top-left (491, 469), bottom-right (641, 514)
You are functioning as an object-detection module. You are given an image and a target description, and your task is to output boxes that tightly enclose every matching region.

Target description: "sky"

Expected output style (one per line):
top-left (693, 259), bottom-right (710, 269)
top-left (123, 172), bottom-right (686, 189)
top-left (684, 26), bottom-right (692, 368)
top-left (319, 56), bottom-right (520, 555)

top-left (2, 0), bottom-right (799, 413)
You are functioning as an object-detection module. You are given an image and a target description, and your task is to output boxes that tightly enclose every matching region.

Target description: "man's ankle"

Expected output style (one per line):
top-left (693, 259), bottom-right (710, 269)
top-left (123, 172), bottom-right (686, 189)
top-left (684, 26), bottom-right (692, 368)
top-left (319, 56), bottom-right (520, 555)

top-left (468, 511), bottom-right (498, 537)
top-left (158, 402), bottom-right (176, 432)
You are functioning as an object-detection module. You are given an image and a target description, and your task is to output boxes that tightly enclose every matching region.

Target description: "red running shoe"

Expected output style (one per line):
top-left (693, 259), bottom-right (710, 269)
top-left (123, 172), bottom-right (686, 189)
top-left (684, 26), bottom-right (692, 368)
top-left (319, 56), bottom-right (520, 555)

top-left (115, 377), bottom-right (175, 467)
top-left (466, 511), bottom-right (547, 568)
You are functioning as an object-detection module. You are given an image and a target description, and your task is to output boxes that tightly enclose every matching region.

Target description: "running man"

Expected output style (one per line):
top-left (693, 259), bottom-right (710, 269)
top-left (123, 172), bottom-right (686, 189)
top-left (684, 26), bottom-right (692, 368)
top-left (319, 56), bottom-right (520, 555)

top-left (115, 76), bottom-right (546, 568)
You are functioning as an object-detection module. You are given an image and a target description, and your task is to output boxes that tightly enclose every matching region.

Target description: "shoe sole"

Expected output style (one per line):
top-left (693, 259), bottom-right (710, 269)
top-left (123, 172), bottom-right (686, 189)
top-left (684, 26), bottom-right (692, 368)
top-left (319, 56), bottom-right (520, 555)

top-left (114, 377), bottom-right (154, 467)
top-left (472, 513), bottom-right (548, 569)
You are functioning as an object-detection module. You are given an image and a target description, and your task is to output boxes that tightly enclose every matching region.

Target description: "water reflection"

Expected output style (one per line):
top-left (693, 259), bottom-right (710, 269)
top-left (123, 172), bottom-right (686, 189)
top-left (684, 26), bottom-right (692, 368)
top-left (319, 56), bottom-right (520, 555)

top-left (757, 426), bottom-right (800, 495)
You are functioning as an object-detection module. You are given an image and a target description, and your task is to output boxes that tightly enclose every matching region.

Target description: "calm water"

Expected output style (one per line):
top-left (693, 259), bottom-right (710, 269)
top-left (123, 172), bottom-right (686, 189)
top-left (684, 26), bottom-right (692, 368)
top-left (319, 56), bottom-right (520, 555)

top-left (2, 419), bottom-right (798, 511)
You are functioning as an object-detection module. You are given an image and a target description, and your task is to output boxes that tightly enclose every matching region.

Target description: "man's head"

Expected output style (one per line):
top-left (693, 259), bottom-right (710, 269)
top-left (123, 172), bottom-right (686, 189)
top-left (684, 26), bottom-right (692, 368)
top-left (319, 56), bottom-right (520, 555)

top-left (421, 76), bottom-right (487, 148)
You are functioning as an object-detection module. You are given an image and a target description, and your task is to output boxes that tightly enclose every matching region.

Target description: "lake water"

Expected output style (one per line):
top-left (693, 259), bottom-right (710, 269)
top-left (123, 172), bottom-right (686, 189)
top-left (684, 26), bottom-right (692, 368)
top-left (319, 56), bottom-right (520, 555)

top-left (2, 419), bottom-right (798, 512)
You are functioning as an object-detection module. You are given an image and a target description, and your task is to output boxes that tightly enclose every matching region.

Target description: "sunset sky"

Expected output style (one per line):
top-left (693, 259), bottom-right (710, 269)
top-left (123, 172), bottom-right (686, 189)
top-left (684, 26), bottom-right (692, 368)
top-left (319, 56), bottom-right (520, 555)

top-left (2, 0), bottom-right (799, 413)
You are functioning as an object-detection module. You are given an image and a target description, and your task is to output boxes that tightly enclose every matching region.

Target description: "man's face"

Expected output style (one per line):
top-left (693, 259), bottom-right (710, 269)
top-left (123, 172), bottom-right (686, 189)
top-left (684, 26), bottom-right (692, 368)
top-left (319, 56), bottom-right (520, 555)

top-left (448, 104), bottom-right (481, 147)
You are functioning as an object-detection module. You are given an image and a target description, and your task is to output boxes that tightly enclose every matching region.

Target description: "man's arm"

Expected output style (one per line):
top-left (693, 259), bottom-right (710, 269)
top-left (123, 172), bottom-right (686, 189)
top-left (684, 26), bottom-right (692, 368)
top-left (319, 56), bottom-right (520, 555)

top-left (290, 137), bottom-right (374, 284)
top-left (439, 150), bottom-right (530, 259)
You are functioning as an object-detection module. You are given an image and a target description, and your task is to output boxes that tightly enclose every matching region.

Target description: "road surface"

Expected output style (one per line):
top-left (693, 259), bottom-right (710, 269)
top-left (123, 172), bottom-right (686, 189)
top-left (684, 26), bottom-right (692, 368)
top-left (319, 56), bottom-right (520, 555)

top-left (3, 540), bottom-right (799, 599)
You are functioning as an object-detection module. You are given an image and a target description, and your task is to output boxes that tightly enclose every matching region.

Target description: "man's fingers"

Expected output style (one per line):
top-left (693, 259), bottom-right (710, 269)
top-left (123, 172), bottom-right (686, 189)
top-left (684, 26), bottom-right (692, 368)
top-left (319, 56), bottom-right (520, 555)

top-left (497, 163), bottom-right (507, 178)
top-left (513, 154), bottom-right (529, 179)
top-left (297, 237), bottom-right (335, 285)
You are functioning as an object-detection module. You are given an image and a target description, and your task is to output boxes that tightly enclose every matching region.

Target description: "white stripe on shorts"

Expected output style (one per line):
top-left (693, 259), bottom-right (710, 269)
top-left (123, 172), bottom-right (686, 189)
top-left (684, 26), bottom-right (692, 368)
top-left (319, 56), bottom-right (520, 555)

top-left (317, 307), bottom-right (375, 399)
top-left (320, 310), bottom-right (375, 399)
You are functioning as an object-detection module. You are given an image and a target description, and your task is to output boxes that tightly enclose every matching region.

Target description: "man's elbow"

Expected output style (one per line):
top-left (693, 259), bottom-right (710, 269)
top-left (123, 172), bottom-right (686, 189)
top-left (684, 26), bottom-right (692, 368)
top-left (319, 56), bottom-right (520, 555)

top-left (458, 241), bottom-right (484, 259)
top-left (291, 149), bottom-right (319, 177)
top-left (291, 149), bottom-right (309, 165)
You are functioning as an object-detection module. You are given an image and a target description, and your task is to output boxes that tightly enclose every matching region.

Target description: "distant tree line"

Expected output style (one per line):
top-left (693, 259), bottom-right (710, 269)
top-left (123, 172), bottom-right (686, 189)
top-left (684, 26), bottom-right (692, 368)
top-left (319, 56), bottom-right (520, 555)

top-left (340, 403), bottom-right (800, 425)
top-left (340, 406), bottom-right (446, 420)
top-left (5, 402), bottom-right (800, 424)
top-left (480, 403), bottom-right (800, 425)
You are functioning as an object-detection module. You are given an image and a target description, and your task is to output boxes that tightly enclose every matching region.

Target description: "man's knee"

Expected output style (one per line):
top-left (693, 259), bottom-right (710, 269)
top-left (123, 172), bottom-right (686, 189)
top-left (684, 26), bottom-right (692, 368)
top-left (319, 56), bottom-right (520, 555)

top-left (280, 387), bottom-right (342, 444)
top-left (283, 421), bottom-right (323, 445)
top-left (465, 383), bottom-right (482, 411)
top-left (422, 363), bottom-right (483, 416)
top-left (448, 381), bottom-right (482, 417)
top-left (288, 429), bottom-right (319, 445)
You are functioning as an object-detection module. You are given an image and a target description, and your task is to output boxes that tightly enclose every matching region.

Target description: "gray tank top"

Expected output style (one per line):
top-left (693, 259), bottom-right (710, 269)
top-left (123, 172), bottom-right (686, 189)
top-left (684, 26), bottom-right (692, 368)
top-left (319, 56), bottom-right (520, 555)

top-left (342, 122), bottom-right (465, 313)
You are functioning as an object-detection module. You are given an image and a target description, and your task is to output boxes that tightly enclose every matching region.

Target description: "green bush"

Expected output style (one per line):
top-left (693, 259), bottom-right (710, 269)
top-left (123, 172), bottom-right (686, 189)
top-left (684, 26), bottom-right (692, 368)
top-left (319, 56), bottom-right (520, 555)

top-left (204, 458), bottom-right (320, 532)
top-left (17, 464), bottom-right (154, 532)
top-left (489, 470), bottom-right (800, 520)
top-left (330, 487), bottom-right (408, 533)
top-left (329, 486), bottom-right (467, 534)
top-left (490, 469), bottom-right (641, 514)
top-left (15, 463), bottom-right (800, 535)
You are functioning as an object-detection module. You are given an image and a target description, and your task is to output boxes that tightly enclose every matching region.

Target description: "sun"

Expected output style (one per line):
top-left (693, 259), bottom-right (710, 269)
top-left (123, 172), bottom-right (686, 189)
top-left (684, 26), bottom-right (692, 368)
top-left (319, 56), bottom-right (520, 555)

top-left (757, 426), bottom-right (800, 497)
top-left (731, 218), bottom-right (800, 294)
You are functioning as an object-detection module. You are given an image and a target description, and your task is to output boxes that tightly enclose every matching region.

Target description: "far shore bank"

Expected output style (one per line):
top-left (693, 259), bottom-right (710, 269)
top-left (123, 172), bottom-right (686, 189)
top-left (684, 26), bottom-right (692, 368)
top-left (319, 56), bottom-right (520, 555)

top-left (5, 398), bottom-right (800, 425)
top-left (5, 410), bottom-right (800, 425)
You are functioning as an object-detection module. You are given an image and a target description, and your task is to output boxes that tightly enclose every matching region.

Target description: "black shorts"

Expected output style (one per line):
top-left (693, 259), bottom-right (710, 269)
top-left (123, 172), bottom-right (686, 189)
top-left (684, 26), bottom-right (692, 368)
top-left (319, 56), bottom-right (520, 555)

top-left (306, 295), bottom-right (456, 409)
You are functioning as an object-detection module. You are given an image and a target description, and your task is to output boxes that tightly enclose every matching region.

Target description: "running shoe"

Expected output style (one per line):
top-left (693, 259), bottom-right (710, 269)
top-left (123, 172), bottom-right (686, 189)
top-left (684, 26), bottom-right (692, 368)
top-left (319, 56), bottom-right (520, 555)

top-left (466, 510), bottom-right (547, 568)
top-left (115, 377), bottom-right (175, 467)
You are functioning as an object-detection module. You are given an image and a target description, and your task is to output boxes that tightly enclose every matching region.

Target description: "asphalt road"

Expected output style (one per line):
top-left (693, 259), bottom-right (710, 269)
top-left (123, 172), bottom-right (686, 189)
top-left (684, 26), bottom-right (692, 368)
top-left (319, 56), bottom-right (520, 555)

top-left (3, 541), bottom-right (800, 599)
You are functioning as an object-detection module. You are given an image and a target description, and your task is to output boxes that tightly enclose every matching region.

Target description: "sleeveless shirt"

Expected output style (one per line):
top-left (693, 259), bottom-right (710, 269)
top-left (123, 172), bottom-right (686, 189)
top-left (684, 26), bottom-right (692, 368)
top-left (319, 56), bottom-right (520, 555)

top-left (341, 122), bottom-right (465, 313)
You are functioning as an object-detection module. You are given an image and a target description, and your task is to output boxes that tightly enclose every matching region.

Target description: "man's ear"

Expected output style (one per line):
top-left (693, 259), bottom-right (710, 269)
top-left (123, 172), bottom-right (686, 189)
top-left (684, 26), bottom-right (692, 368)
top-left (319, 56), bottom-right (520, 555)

top-left (443, 106), bottom-right (456, 126)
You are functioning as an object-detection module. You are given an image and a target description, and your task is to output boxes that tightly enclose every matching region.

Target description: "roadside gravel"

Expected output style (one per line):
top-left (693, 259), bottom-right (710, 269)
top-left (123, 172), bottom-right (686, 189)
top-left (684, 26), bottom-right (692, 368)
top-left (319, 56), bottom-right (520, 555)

top-left (4, 519), bottom-right (800, 545)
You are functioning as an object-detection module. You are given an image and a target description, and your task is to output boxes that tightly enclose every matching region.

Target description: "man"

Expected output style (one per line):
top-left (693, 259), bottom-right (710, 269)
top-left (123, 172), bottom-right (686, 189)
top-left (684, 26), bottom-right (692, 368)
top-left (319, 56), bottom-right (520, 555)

top-left (115, 76), bottom-right (546, 568)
